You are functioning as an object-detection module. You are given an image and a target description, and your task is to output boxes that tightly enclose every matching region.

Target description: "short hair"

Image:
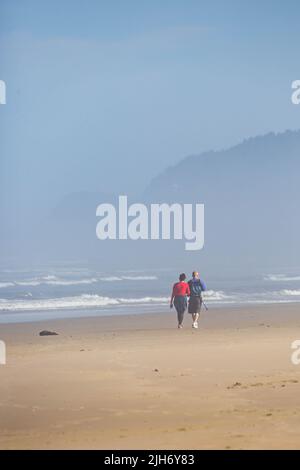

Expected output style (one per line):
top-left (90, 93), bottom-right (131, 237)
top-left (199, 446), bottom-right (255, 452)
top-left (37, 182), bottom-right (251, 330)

top-left (192, 271), bottom-right (199, 278)
top-left (179, 273), bottom-right (186, 281)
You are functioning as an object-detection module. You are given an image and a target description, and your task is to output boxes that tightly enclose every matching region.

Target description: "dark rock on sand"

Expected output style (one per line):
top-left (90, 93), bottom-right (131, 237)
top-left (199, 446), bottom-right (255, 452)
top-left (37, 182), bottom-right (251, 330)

top-left (39, 330), bottom-right (58, 336)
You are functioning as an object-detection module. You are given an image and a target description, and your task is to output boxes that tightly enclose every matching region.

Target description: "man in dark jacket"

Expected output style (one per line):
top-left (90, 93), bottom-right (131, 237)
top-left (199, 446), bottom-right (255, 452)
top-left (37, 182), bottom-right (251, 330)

top-left (188, 271), bottom-right (206, 329)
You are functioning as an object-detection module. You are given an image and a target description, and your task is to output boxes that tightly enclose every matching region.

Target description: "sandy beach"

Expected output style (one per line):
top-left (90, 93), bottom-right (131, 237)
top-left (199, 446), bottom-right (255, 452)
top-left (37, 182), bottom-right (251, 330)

top-left (0, 303), bottom-right (300, 450)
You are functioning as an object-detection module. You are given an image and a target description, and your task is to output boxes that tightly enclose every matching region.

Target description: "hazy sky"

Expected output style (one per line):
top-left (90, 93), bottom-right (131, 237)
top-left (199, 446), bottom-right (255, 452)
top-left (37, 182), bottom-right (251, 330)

top-left (1, 0), bottom-right (300, 212)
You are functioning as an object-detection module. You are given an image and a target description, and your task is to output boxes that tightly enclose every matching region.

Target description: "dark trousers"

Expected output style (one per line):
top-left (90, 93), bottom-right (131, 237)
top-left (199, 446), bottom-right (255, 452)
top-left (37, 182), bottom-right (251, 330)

top-left (174, 296), bottom-right (188, 324)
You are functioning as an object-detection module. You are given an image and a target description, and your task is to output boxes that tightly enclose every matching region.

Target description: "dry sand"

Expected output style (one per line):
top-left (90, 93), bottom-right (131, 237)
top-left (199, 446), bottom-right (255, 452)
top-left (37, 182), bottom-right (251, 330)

top-left (0, 303), bottom-right (300, 449)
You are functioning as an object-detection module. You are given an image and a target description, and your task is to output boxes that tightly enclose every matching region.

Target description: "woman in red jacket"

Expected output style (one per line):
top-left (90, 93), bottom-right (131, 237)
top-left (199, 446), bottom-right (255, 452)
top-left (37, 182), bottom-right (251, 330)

top-left (170, 273), bottom-right (190, 329)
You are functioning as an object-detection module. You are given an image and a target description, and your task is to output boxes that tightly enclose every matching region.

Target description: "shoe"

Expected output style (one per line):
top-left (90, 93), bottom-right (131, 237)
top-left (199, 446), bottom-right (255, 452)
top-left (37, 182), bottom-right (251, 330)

top-left (192, 322), bottom-right (198, 329)
top-left (178, 324), bottom-right (183, 329)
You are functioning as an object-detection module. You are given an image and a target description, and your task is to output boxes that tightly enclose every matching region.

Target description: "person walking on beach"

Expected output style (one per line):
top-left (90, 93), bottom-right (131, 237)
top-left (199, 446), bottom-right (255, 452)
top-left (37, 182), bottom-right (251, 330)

top-left (170, 273), bottom-right (190, 329)
top-left (188, 271), bottom-right (206, 329)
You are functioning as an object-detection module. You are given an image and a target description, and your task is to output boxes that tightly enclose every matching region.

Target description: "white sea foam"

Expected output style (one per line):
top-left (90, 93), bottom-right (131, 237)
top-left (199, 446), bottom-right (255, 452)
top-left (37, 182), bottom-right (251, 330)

top-left (264, 274), bottom-right (300, 282)
top-left (0, 282), bottom-right (15, 288)
top-left (45, 278), bottom-right (98, 286)
top-left (0, 294), bottom-right (187, 312)
top-left (279, 289), bottom-right (300, 296)
top-left (0, 295), bottom-right (119, 311)
top-left (202, 290), bottom-right (232, 301)
top-left (15, 277), bottom-right (98, 287)
top-left (121, 276), bottom-right (158, 281)
top-left (0, 273), bottom-right (158, 288)
top-left (0, 294), bottom-right (172, 312)
top-left (118, 297), bottom-right (169, 304)
top-left (16, 281), bottom-right (42, 286)
top-left (99, 275), bottom-right (157, 281)
top-left (0, 289), bottom-right (234, 313)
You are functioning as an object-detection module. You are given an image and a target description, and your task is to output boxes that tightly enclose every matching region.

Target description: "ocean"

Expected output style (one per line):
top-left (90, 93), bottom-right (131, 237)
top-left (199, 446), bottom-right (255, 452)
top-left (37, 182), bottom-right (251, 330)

top-left (0, 266), bottom-right (299, 323)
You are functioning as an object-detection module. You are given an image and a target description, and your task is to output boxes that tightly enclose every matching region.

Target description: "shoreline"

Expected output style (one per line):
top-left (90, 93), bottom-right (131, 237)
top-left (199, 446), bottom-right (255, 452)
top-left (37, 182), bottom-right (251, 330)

top-left (1, 301), bottom-right (300, 333)
top-left (1, 299), bottom-right (300, 327)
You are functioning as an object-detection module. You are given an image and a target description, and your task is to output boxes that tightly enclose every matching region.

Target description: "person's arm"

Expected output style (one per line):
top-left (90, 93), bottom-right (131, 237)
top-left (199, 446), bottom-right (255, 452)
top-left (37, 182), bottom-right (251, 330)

top-left (170, 285), bottom-right (175, 307)
top-left (200, 279), bottom-right (207, 291)
top-left (186, 283), bottom-right (190, 297)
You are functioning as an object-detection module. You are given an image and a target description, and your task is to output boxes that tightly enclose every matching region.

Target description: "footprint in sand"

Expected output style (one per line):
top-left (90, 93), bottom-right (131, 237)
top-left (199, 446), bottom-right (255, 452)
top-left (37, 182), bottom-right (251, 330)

top-left (227, 382), bottom-right (242, 389)
top-left (228, 378), bottom-right (299, 390)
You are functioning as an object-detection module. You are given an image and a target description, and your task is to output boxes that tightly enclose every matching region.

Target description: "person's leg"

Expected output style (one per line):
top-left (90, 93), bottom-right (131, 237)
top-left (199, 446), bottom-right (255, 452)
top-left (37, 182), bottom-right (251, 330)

top-left (192, 312), bottom-right (199, 328)
top-left (189, 299), bottom-right (195, 327)
top-left (195, 299), bottom-right (202, 327)
top-left (174, 298), bottom-right (184, 328)
top-left (192, 297), bottom-right (202, 328)
top-left (177, 310), bottom-right (184, 327)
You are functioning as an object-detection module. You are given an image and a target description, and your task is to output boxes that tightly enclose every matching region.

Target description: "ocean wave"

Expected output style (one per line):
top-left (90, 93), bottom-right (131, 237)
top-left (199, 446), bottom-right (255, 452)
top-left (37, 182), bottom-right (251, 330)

top-left (99, 275), bottom-right (157, 281)
top-left (45, 278), bottom-right (98, 286)
top-left (0, 295), bottom-right (119, 311)
top-left (0, 289), bottom-right (232, 313)
top-left (121, 276), bottom-right (158, 281)
top-left (118, 296), bottom-right (169, 304)
top-left (202, 290), bottom-right (232, 301)
top-left (264, 274), bottom-right (300, 282)
top-left (42, 275), bottom-right (58, 281)
top-left (16, 281), bottom-right (43, 286)
top-left (0, 294), bottom-right (171, 312)
top-left (15, 277), bottom-right (99, 287)
top-left (0, 282), bottom-right (15, 288)
top-left (1, 287), bottom-right (300, 313)
top-left (2, 274), bottom-right (158, 287)
top-left (279, 289), bottom-right (300, 296)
